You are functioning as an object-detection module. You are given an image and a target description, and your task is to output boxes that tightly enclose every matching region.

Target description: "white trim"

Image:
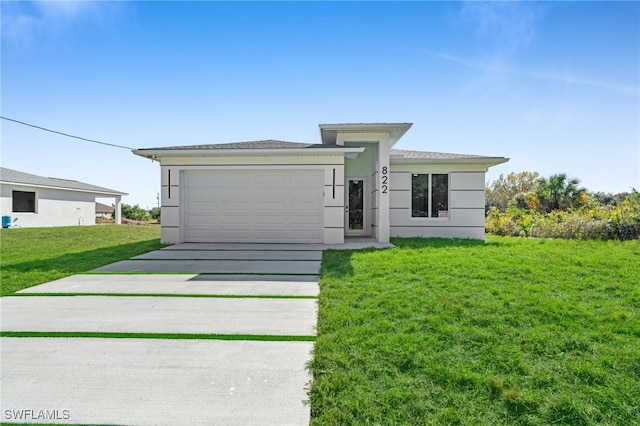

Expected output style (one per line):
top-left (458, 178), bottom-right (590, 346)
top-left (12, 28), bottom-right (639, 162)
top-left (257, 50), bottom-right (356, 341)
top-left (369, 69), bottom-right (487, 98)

top-left (133, 147), bottom-right (364, 159)
top-left (390, 157), bottom-right (508, 167)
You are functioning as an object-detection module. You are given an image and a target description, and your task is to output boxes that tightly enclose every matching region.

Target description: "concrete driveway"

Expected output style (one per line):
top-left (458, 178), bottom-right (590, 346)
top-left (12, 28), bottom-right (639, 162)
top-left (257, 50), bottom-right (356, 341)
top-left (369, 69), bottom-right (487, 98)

top-left (0, 243), bottom-right (321, 425)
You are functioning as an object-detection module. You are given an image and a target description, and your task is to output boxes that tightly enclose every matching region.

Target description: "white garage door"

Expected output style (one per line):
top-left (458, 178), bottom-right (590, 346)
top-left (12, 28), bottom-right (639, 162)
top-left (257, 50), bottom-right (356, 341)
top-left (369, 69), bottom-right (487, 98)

top-left (183, 170), bottom-right (324, 243)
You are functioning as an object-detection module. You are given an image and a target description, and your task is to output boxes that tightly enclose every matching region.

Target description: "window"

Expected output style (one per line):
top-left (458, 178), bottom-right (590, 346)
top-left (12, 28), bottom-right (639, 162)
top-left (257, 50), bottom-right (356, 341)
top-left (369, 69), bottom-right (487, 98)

top-left (411, 174), bottom-right (449, 218)
top-left (13, 191), bottom-right (36, 213)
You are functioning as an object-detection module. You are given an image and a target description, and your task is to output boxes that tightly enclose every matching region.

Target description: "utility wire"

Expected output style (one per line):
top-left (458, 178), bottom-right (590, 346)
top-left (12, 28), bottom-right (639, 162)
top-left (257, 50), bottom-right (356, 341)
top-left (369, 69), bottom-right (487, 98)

top-left (1, 116), bottom-right (135, 150)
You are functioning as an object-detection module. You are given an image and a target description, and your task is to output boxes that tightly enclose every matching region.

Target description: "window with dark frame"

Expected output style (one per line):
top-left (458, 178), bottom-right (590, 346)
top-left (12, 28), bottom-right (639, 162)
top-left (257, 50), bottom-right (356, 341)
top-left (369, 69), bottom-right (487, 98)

top-left (12, 190), bottom-right (36, 213)
top-left (411, 174), bottom-right (429, 217)
top-left (431, 174), bottom-right (449, 217)
top-left (411, 174), bottom-right (449, 218)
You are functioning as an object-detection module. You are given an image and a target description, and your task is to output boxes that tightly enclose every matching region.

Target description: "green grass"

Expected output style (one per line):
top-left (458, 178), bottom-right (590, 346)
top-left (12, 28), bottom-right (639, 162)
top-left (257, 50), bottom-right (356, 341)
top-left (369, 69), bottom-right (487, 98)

top-left (309, 236), bottom-right (640, 425)
top-left (0, 331), bottom-right (315, 342)
top-left (0, 225), bottom-right (162, 295)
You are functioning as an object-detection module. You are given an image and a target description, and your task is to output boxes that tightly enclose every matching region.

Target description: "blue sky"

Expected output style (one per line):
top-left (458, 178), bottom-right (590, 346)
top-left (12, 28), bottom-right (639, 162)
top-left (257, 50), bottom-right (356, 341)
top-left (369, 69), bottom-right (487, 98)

top-left (2, 1), bottom-right (639, 208)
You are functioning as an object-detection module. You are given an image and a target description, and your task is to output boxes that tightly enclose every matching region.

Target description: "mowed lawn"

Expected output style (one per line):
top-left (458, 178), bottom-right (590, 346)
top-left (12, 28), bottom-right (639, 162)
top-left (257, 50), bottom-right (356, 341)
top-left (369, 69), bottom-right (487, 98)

top-left (0, 225), bottom-right (162, 295)
top-left (310, 237), bottom-right (640, 425)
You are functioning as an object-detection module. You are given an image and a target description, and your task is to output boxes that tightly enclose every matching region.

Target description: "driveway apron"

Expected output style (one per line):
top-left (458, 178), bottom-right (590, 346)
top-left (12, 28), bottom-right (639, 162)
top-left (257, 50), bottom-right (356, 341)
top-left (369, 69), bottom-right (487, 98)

top-left (0, 243), bottom-right (321, 425)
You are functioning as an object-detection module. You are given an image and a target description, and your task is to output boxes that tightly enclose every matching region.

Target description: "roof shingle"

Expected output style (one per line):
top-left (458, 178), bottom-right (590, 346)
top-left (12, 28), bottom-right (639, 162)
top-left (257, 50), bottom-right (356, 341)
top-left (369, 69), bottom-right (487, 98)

top-left (390, 149), bottom-right (495, 160)
top-left (0, 167), bottom-right (127, 195)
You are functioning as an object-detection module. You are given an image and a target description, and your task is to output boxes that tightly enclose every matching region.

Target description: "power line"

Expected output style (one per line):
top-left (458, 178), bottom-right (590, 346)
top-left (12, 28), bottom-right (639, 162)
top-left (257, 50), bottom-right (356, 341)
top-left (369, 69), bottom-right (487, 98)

top-left (1, 116), bottom-right (134, 150)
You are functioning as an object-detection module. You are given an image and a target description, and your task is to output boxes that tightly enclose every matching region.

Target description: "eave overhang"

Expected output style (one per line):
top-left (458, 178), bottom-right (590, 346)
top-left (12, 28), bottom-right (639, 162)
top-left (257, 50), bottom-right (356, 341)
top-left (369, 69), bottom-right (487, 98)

top-left (0, 181), bottom-right (127, 196)
top-left (133, 146), bottom-right (366, 160)
top-left (319, 123), bottom-right (413, 147)
top-left (390, 157), bottom-right (510, 167)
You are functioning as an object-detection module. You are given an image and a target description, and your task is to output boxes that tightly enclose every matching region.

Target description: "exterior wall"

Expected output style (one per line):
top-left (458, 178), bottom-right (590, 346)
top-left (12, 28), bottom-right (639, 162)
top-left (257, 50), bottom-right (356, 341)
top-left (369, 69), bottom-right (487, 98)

top-left (0, 183), bottom-right (96, 228)
top-left (157, 155), bottom-right (346, 244)
top-left (389, 164), bottom-right (487, 240)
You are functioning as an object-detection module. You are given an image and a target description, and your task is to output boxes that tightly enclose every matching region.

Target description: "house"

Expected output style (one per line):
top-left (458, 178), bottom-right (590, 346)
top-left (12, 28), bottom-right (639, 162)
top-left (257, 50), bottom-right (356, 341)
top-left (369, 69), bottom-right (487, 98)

top-left (0, 167), bottom-right (126, 228)
top-left (95, 202), bottom-right (115, 219)
top-left (133, 123), bottom-right (508, 244)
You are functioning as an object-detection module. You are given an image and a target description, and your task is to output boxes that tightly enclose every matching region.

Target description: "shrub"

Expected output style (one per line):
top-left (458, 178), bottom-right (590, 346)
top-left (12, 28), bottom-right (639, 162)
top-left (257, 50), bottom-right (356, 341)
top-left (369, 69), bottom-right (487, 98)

top-left (121, 204), bottom-right (152, 222)
top-left (486, 191), bottom-right (640, 240)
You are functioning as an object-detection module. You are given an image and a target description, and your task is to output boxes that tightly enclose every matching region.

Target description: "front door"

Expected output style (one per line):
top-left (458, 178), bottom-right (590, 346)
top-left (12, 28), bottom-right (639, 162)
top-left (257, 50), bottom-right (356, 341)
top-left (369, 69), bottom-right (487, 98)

top-left (345, 178), bottom-right (369, 236)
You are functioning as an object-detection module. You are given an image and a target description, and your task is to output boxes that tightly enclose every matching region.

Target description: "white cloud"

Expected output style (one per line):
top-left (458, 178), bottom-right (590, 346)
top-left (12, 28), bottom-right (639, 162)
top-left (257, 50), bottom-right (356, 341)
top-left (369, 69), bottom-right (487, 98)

top-left (430, 52), bottom-right (639, 95)
top-left (458, 1), bottom-right (541, 51)
top-left (1, 0), bottom-right (119, 45)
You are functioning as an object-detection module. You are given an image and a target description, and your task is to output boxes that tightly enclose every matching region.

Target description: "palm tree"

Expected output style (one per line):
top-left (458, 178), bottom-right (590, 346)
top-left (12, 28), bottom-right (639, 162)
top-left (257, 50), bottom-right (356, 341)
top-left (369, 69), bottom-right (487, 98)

top-left (535, 173), bottom-right (586, 213)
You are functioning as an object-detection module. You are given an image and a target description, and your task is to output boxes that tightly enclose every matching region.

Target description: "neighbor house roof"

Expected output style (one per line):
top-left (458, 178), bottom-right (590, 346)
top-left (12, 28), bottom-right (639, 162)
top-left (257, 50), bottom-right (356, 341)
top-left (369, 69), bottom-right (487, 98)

top-left (95, 202), bottom-right (115, 213)
top-left (0, 167), bottom-right (127, 196)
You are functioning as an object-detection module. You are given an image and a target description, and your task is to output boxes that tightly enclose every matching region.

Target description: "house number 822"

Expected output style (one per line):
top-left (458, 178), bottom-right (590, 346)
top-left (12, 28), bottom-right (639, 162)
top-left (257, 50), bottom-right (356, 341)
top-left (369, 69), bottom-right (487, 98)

top-left (381, 166), bottom-right (388, 194)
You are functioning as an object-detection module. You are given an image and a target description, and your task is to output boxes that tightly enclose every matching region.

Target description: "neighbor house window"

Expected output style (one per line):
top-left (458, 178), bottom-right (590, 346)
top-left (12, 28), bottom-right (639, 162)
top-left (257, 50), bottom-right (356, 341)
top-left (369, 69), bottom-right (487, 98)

top-left (12, 191), bottom-right (36, 213)
top-left (411, 174), bottom-right (449, 218)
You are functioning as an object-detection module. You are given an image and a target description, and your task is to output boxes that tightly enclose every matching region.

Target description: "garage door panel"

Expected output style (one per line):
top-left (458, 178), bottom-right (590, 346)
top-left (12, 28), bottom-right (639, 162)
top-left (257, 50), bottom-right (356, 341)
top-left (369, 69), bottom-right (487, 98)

top-left (293, 173), bottom-right (323, 185)
top-left (187, 202), bottom-right (218, 211)
top-left (255, 217), bottom-right (287, 226)
top-left (290, 200), bottom-right (322, 211)
top-left (219, 201), bottom-right (253, 211)
top-left (259, 188), bottom-right (288, 198)
top-left (290, 187), bottom-right (322, 198)
top-left (260, 201), bottom-right (286, 212)
top-left (188, 188), bottom-right (218, 198)
top-left (257, 174), bottom-right (288, 185)
top-left (183, 170), bottom-right (324, 243)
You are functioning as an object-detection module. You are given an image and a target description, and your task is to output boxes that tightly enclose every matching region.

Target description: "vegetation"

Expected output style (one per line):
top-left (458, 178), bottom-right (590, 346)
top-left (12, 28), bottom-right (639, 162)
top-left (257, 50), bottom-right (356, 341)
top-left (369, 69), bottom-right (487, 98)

top-left (485, 171), bottom-right (540, 212)
top-left (485, 172), bottom-right (639, 240)
top-left (121, 203), bottom-right (153, 221)
top-left (309, 237), bottom-right (640, 425)
top-left (0, 225), bottom-right (162, 295)
top-left (149, 207), bottom-right (161, 221)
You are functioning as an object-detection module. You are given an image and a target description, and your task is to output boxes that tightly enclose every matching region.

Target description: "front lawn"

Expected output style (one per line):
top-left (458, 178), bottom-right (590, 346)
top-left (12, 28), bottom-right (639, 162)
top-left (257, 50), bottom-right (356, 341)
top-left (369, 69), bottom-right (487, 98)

top-left (310, 236), bottom-right (640, 425)
top-left (0, 225), bottom-right (162, 295)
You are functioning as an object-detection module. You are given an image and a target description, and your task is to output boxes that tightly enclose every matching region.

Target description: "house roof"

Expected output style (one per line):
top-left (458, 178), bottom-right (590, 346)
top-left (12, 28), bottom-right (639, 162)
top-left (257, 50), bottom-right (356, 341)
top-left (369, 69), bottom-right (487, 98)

top-left (134, 140), bottom-right (507, 165)
top-left (95, 202), bottom-right (115, 213)
top-left (0, 167), bottom-right (127, 196)
top-left (139, 140), bottom-right (337, 151)
top-left (389, 149), bottom-right (509, 165)
top-left (133, 140), bottom-right (365, 159)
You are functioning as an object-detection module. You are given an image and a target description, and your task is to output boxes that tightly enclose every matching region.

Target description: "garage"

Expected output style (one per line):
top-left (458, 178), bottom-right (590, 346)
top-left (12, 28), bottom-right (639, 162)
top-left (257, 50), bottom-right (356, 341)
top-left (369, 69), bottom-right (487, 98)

top-left (182, 169), bottom-right (324, 243)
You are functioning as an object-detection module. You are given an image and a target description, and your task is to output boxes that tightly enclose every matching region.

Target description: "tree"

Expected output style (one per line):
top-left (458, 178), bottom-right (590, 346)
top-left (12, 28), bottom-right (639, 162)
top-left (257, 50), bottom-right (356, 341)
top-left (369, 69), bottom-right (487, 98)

top-left (149, 207), bottom-right (161, 221)
top-left (485, 171), bottom-right (540, 212)
top-left (535, 173), bottom-right (587, 213)
top-left (121, 204), bottom-right (152, 221)
top-left (590, 191), bottom-right (630, 207)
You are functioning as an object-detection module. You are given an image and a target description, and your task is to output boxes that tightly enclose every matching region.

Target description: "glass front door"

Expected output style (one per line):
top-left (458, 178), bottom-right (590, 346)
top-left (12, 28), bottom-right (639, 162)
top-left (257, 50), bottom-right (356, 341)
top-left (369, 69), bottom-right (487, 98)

top-left (346, 178), bottom-right (367, 235)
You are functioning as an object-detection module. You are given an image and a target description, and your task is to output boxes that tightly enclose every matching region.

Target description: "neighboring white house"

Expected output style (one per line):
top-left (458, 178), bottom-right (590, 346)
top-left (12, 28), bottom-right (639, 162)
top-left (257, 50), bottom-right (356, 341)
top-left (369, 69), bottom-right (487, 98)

top-left (133, 123), bottom-right (508, 244)
top-left (0, 167), bottom-right (127, 228)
